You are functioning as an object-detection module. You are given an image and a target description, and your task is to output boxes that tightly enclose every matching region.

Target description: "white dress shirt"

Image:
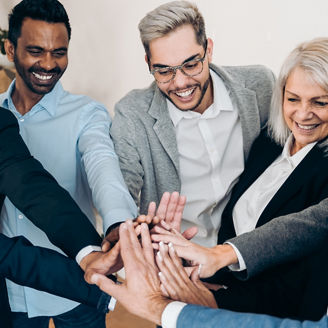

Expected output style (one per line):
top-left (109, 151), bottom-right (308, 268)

top-left (168, 70), bottom-right (244, 247)
top-left (230, 135), bottom-right (316, 270)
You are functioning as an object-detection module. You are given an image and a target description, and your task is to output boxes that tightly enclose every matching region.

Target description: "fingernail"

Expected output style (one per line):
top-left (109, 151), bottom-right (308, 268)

top-left (157, 251), bottom-right (162, 261)
top-left (198, 264), bottom-right (202, 276)
top-left (168, 242), bottom-right (173, 248)
top-left (158, 271), bottom-right (164, 279)
top-left (159, 241), bottom-right (164, 248)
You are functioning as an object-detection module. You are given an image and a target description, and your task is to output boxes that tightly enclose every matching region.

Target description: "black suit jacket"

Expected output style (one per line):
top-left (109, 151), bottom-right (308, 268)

top-left (214, 129), bottom-right (328, 320)
top-left (0, 108), bottom-right (105, 326)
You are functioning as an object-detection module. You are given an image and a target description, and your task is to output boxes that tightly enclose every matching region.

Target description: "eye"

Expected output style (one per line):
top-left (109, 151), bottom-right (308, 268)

top-left (28, 49), bottom-right (42, 56)
top-left (314, 100), bottom-right (328, 107)
top-left (183, 60), bottom-right (198, 70)
top-left (156, 68), bottom-right (172, 76)
top-left (52, 50), bottom-right (67, 58)
top-left (287, 97), bottom-right (298, 103)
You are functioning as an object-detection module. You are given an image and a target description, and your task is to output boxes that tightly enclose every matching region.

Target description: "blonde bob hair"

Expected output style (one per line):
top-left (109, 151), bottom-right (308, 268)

top-left (268, 37), bottom-right (328, 151)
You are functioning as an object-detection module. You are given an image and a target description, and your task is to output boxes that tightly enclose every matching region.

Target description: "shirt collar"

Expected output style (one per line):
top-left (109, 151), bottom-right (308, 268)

top-left (277, 134), bottom-right (317, 168)
top-left (168, 69), bottom-right (234, 127)
top-left (1, 79), bottom-right (64, 118)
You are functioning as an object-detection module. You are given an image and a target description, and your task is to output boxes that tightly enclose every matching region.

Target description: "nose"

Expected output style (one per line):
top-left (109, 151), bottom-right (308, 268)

top-left (172, 68), bottom-right (189, 88)
top-left (295, 102), bottom-right (314, 120)
top-left (39, 52), bottom-right (56, 71)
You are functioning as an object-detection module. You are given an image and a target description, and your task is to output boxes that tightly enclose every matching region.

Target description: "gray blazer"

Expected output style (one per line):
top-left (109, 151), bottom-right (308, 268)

top-left (111, 64), bottom-right (328, 277)
top-left (111, 64), bottom-right (274, 211)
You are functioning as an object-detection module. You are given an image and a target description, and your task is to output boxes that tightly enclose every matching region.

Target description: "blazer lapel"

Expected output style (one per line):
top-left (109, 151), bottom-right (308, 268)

top-left (148, 85), bottom-right (180, 176)
top-left (226, 132), bottom-right (282, 214)
top-left (257, 145), bottom-right (324, 227)
top-left (210, 65), bottom-right (261, 160)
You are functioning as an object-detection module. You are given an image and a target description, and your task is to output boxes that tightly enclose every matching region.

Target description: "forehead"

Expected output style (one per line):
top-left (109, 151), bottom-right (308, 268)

top-left (285, 67), bottom-right (328, 98)
top-left (149, 24), bottom-right (202, 66)
top-left (18, 18), bottom-right (69, 48)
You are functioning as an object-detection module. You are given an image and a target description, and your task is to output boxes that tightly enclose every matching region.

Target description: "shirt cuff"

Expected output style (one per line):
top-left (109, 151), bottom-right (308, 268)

top-left (75, 245), bottom-right (102, 265)
top-left (225, 242), bottom-right (246, 271)
top-left (161, 301), bottom-right (187, 328)
top-left (108, 296), bottom-right (117, 311)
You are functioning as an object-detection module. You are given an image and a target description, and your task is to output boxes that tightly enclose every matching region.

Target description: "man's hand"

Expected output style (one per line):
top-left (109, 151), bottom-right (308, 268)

top-left (81, 242), bottom-right (123, 278)
top-left (152, 226), bottom-right (238, 278)
top-left (86, 221), bottom-right (171, 325)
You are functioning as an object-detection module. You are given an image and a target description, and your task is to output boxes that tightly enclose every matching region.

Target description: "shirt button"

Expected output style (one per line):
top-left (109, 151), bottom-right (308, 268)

top-left (18, 214), bottom-right (24, 219)
top-left (19, 118), bottom-right (24, 122)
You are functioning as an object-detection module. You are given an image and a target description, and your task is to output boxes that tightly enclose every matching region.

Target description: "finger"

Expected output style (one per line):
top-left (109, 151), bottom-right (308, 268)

top-left (101, 240), bottom-right (111, 252)
top-left (151, 233), bottom-right (186, 246)
top-left (135, 214), bottom-right (147, 224)
top-left (119, 222), bottom-right (138, 269)
top-left (182, 226), bottom-right (198, 240)
top-left (156, 192), bottom-right (171, 220)
top-left (140, 223), bottom-right (156, 267)
top-left (88, 273), bottom-right (123, 299)
top-left (125, 220), bottom-right (144, 262)
top-left (171, 195), bottom-right (186, 231)
top-left (164, 191), bottom-right (179, 224)
top-left (160, 281), bottom-right (170, 297)
top-left (151, 224), bottom-right (173, 235)
top-left (147, 201), bottom-right (157, 217)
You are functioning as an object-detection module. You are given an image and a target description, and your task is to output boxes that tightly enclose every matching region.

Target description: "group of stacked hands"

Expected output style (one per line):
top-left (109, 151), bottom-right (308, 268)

top-left (1, 0), bottom-right (328, 327)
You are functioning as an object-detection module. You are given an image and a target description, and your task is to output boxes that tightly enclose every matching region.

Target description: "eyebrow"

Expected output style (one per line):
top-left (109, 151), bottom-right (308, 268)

top-left (152, 53), bottom-right (200, 69)
top-left (285, 89), bottom-right (328, 99)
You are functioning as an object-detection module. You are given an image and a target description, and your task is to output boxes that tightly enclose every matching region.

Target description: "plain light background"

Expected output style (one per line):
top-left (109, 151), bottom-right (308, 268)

top-left (1, 0), bottom-right (328, 115)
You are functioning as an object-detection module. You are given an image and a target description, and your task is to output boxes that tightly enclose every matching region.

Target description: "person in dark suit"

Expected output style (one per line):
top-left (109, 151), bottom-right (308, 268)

top-left (150, 37), bottom-right (328, 321)
top-left (0, 108), bottom-right (118, 327)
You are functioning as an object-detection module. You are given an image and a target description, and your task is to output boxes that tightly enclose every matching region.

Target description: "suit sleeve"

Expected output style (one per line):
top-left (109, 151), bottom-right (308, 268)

top-left (0, 108), bottom-right (102, 258)
top-left (110, 99), bottom-right (145, 206)
top-left (177, 305), bottom-right (328, 328)
top-left (0, 233), bottom-right (104, 307)
top-left (228, 198), bottom-right (328, 279)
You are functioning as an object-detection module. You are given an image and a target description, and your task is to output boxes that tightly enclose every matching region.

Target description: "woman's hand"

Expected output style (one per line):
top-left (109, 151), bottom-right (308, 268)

top-left (152, 225), bottom-right (237, 278)
top-left (155, 241), bottom-right (217, 308)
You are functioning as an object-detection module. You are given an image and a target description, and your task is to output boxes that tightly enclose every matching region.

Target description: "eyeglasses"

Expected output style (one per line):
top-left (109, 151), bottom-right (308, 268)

top-left (150, 42), bottom-right (208, 84)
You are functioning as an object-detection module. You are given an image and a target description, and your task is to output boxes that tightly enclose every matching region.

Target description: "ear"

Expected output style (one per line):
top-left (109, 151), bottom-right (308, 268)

top-left (4, 39), bottom-right (15, 63)
top-left (206, 38), bottom-right (214, 63)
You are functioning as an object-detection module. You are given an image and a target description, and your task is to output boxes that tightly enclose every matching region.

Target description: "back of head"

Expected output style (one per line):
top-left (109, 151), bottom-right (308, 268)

top-left (138, 0), bottom-right (206, 59)
top-left (8, 0), bottom-right (71, 48)
top-left (269, 37), bottom-right (328, 145)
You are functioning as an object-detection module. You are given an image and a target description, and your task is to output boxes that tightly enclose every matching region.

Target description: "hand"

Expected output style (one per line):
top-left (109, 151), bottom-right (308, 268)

top-left (86, 221), bottom-right (171, 325)
top-left (81, 242), bottom-right (123, 280)
top-left (156, 241), bottom-right (217, 308)
top-left (152, 226), bottom-right (238, 278)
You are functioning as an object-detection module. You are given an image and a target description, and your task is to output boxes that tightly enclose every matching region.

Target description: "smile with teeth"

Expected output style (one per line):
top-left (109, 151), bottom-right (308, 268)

top-left (174, 87), bottom-right (196, 98)
top-left (296, 122), bottom-right (319, 130)
top-left (32, 72), bottom-right (53, 81)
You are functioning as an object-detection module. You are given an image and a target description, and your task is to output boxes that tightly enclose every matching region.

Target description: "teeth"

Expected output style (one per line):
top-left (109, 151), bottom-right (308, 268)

top-left (175, 88), bottom-right (194, 97)
top-left (297, 123), bottom-right (318, 130)
top-left (32, 72), bottom-right (53, 80)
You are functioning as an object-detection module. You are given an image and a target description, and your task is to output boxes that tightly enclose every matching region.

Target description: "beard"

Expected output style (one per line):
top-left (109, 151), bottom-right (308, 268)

top-left (161, 76), bottom-right (211, 112)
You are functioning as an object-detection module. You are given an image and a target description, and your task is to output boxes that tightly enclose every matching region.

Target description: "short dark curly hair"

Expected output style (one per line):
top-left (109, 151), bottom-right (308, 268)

top-left (8, 0), bottom-right (71, 47)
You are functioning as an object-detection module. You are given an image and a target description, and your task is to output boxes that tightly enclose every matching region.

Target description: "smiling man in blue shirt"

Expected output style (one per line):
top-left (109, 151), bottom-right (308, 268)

top-left (0, 0), bottom-right (137, 327)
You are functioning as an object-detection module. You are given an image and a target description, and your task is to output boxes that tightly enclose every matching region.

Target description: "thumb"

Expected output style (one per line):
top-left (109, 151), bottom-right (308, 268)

top-left (190, 266), bottom-right (200, 283)
top-left (101, 240), bottom-right (111, 252)
top-left (88, 273), bottom-right (121, 298)
top-left (182, 226), bottom-right (198, 240)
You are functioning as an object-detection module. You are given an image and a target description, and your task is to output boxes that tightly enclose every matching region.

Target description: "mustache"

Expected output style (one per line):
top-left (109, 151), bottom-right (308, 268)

top-left (28, 66), bottom-right (61, 74)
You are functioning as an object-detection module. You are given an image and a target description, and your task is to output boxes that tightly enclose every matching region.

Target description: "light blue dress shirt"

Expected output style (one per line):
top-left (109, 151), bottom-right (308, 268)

top-left (0, 81), bottom-right (137, 317)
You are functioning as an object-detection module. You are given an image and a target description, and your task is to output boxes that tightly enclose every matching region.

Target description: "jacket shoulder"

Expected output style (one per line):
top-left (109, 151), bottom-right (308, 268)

top-left (114, 83), bottom-right (157, 115)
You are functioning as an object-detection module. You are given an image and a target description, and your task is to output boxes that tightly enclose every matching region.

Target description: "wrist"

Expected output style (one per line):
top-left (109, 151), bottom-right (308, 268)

top-left (148, 297), bottom-right (172, 325)
top-left (212, 244), bottom-right (238, 269)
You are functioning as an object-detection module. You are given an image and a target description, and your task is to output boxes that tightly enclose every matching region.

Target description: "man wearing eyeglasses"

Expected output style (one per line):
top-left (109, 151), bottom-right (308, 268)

top-left (110, 0), bottom-right (275, 248)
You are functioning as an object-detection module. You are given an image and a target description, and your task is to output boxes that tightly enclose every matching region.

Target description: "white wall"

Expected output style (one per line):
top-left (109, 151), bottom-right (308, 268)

top-left (2, 0), bottom-right (328, 114)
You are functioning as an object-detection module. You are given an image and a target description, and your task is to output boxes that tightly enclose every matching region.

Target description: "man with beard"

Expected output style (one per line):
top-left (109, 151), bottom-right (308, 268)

top-left (110, 0), bottom-right (275, 248)
top-left (0, 0), bottom-right (137, 327)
